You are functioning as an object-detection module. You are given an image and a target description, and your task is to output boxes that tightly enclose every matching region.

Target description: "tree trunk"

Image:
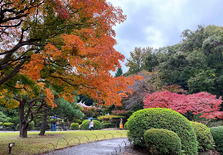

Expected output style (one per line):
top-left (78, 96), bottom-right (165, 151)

top-left (39, 108), bottom-right (48, 135)
top-left (19, 100), bottom-right (28, 138)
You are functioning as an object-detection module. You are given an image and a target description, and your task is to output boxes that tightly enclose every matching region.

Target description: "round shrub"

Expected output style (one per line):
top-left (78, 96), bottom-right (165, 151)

top-left (210, 126), bottom-right (223, 154)
top-left (124, 122), bottom-right (128, 130)
top-left (80, 119), bottom-right (102, 130)
top-left (28, 121), bottom-right (34, 130)
top-left (70, 123), bottom-right (79, 130)
top-left (144, 129), bottom-right (181, 155)
top-left (191, 121), bottom-right (215, 151)
top-left (127, 108), bottom-right (198, 155)
top-left (0, 122), bottom-right (3, 126)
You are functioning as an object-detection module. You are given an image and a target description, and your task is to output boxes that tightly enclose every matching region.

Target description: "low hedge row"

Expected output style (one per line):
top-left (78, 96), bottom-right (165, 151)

top-left (70, 123), bottom-right (79, 130)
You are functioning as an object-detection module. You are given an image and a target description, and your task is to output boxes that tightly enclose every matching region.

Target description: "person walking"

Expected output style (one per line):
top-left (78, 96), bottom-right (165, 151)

top-left (89, 119), bottom-right (94, 131)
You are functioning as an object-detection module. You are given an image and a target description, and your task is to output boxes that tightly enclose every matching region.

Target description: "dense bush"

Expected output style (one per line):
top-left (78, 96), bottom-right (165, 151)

top-left (210, 126), bottom-right (223, 155)
top-left (102, 123), bottom-right (115, 128)
top-left (0, 122), bottom-right (3, 126)
top-left (80, 119), bottom-right (102, 130)
top-left (191, 121), bottom-right (215, 151)
top-left (127, 108), bottom-right (198, 155)
top-left (28, 121), bottom-right (34, 130)
top-left (144, 129), bottom-right (181, 155)
top-left (3, 122), bottom-right (13, 127)
top-left (73, 119), bottom-right (82, 124)
top-left (124, 122), bottom-right (128, 130)
top-left (70, 123), bottom-right (79, 130)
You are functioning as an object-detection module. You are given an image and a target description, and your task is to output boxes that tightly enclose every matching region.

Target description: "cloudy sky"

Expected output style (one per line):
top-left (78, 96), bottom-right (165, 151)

top-left (108, 0), bottom-right (223, 74)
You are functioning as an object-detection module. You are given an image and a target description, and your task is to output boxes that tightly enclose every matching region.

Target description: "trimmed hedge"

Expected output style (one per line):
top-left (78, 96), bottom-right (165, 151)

top-left (210, 126), bottom-right (223, 155)
top-left (127, 108), bottom-right (198, 155)
top-left (124, 122), bottom-right (128, 130)
top-left (70, 123), bottom-right (79, 130)
top-left (3, 122), bottom-right (13, 127)
top-left (144, 129), bottom-right (181, 155)
top-left (80, 119), bottom-right (102, 130)
top-left (0, 122), bottom-right (3, 126)
top-left (191, 121), bottom-right (215, 151)
top-left (103, 123), bottom-right (115, 128)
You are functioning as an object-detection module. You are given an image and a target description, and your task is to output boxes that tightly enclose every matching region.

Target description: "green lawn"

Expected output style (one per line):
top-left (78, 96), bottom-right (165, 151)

top-left (0, 130), bottom-right (127, 155)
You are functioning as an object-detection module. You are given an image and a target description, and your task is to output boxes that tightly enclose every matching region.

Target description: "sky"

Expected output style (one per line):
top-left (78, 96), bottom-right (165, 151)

top-left (108, 0), bottom-right (223, 74)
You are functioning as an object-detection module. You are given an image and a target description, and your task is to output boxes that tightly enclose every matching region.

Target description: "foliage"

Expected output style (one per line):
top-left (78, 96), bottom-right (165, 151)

top-left (125, 47), bottom-right (149, 75)
top-left (70, 123), bottom-right (79, 130)
top-left (0, 111), bottom-right (11, 122)
top-left (98, 115), bottom-right (124, 121)
top-left (127, 108), bottom-right (198, 155)
top-left (115, 67), bottom-right (123, 77)
top-left (3, 122), bottom-right (13, 127)
top-left (124, 122), bottom-right (128, 130)
top-left (143, 90), bottom-right (223, 120)
top-left (157, 25), bottom-right (223, 98)
top-left (73, 119), bottom-right (82, 125)
top-left (210, 126), bottom-right (223, 155)
top-left (144, 128), bottom-right (181, 155)
top-left (190, 121), bottom-right (215, 151)
top-left (0, 122), bottom-right (3, 126)
top-left (28, 121), bottom-right (35, 130)
top-left (102, 123), bottom-right (115, 128)
top-left (80, 119), bottom-right (102, 130)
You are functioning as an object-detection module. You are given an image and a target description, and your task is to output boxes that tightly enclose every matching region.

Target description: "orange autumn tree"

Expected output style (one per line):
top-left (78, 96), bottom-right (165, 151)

top-left (21, 0), bottom-right (142, 106)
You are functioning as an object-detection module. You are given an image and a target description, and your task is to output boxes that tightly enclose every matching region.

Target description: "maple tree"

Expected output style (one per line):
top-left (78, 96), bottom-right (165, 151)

top-left (143, 90), bottom-right (223, 120)
top-left (1, 0), bottom-right (142, 105)
top-left (0, 0), bottom-right (142, 138)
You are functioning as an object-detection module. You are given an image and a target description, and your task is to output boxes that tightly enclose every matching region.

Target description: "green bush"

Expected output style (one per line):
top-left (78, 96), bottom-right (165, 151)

top-left (124, 122), bottom-right (128, 130)
top-left (210, 126), bottom-right (223, 155)
top-left (70, 123), bottom-right (79, 130)
top-left (73, 119), bottom-right (82, 124)
top-left (3, 122), bottom-right (13, 127)
top-left (80, 119), bottom-right (102, 130)
top-left (191, 121), bottom-right (215, 151)
top-left (28, 121), bottom-right (35, 130)
top-left (102, 123), bottom-right (115, 128)
top-left (0, 122), bottom-right (3, 126)
top-left (144, 129), bottom-right (181, 155)
top-left (127, 108), bottom-right (198, 155)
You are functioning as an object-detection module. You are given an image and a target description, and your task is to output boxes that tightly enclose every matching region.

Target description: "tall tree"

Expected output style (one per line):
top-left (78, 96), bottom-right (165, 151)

top-left (115, 67), bottom-right (123, 77)
top-left (125, 47), bottom-right (149, 75)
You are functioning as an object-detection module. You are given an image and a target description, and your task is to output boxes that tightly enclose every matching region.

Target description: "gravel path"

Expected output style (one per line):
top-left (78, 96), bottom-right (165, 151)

top-left (45, 138), bottom-right (130, 155)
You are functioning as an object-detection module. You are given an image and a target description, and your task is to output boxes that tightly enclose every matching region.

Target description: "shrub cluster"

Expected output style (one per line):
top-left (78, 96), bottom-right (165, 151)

top-left (191, 121), bottom-right (215, 151)
top-left (70, 123), bottom-right (79, 130)
top-left (0, 122), bottom-right (3, 126)
top-left (3, 122), bottom-right (13, 127)
top-left (210, 126), bottom-right (223, 155)
top-left (103, 123), bottom-right (115, 128)
top-left (144, 128), bottom-right (181, 155)
top-left (80, 119), bottom-right (102, 130)
top-left (127, 108), bottom-right (198, 155)
top-left (73, 119), bottom-right (82, 124)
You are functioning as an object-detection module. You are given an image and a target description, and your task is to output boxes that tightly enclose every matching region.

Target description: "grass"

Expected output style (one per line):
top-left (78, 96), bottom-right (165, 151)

top-left (0, 130), bottom-right (127, 155)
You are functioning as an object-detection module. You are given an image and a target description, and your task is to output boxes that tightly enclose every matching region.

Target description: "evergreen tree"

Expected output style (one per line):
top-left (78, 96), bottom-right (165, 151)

top-left (115, 68), bottom-right (123, 77)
